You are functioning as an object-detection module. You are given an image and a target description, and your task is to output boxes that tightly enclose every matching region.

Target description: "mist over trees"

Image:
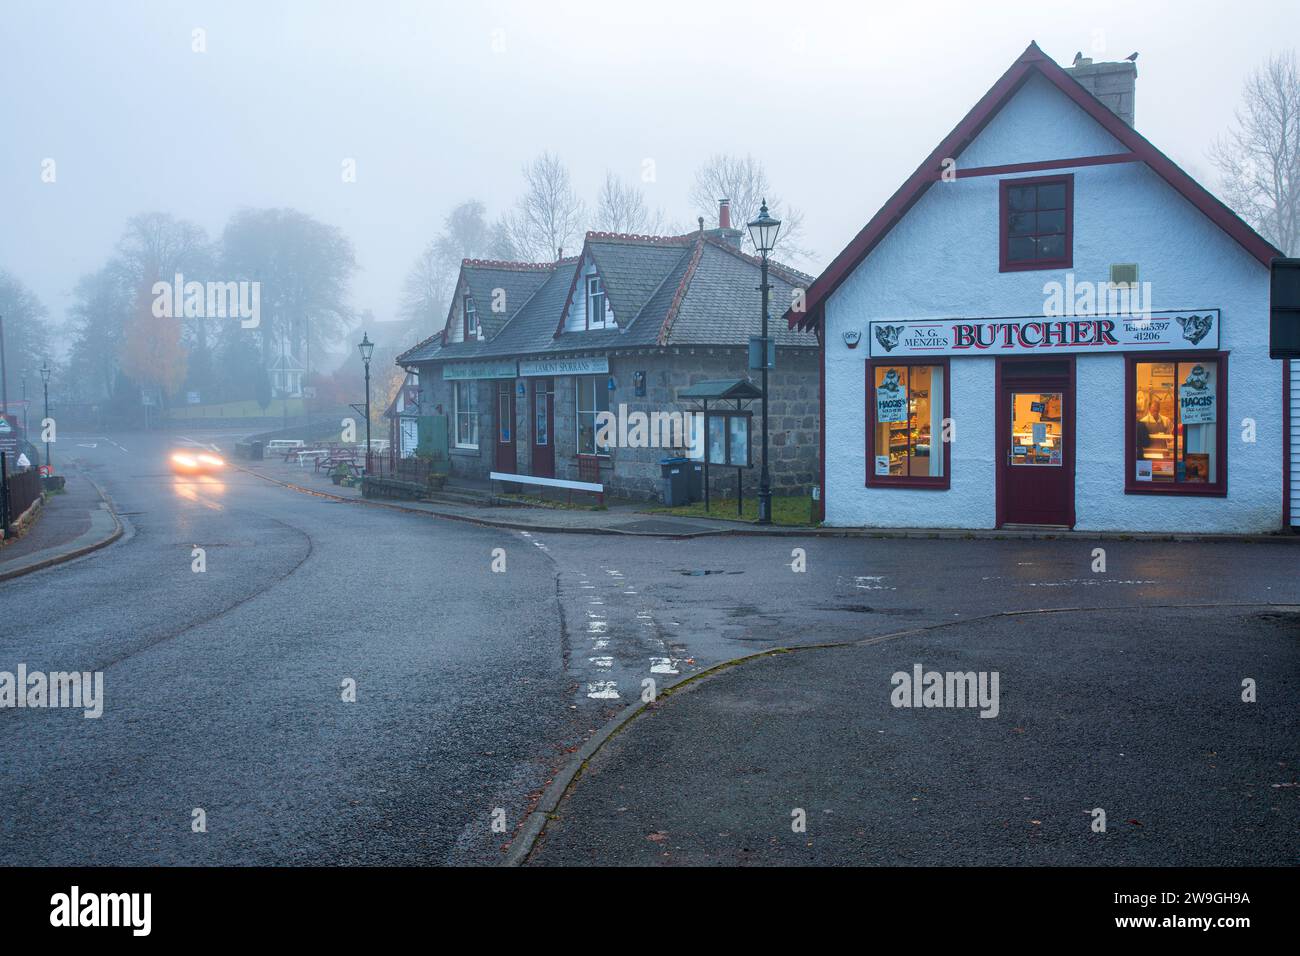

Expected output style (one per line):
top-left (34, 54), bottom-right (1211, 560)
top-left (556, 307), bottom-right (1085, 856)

top-left (219, 208), bottom-right (358, 379)
top-left (690, 153), bottom-right (809, 260)
top-left (501, 151), bottom-right (588, 262)
top-left (396, 200), bottom-right (513, 342)
top-left (1211, 49), bottom-right (1300, 256)
top-left (56, 208), bottom-right (358, 418)
top-left (0, 271), bottom-right (51, 409)
top-left (593, 171), bottom-right (669, 235)
top-left (394, 151), bottom-right (806, 346)
top-left (14, 147), bottom-right (813, 421)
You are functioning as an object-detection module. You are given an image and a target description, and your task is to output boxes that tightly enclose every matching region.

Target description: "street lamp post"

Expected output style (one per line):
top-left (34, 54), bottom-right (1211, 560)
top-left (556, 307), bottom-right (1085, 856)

top-left (747, 200), bottom-right (781, 525)
top-left (40, 362), bottom-right (51, 469)
top-left (358, 333), bottom-right (374, 474)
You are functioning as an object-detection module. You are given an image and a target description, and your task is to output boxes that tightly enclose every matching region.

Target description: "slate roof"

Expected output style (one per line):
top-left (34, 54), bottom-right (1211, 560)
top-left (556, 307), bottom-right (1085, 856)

top-left (460, 262), bottom-right (552, 339)
top-left (397, 230), bottom-right (817, 367)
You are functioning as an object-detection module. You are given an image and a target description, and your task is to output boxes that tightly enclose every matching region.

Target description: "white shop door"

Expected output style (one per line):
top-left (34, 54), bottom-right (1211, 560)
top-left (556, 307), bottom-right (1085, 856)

top-left (400, 418), bottom-right (419, 459)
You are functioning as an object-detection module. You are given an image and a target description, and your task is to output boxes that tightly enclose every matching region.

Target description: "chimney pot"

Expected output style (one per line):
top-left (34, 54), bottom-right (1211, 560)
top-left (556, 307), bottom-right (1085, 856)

top-left (718, 198), bottom-right (731, 230)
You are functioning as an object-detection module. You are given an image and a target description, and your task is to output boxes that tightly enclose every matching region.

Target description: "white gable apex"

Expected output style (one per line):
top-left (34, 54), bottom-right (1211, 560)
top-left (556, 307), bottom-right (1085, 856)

top-left (960, 72), bottom-right (1127, 170)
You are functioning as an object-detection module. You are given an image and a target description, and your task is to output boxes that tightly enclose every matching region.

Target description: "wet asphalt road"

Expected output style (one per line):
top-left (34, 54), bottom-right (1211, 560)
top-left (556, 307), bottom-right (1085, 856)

top-left (0, 430), bottom-right (574, 865)
top-left (1, 428), bottom-right (1297, 866)
top-left (531, 606), bottom-right (1299, 866)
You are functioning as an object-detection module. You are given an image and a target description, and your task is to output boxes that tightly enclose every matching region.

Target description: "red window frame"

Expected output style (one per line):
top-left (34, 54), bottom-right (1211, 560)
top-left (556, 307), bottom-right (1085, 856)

top-left (1124, 351), bottom-right (1228, 497)
top-left (865, 357), bottom-right (951, 489)
top-left (999, 174), bottom-right (1073, 273)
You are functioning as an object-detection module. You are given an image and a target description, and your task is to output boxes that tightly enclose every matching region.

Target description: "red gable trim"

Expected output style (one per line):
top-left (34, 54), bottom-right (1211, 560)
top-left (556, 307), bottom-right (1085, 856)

top-left (954, 152), bottom-right (1138, 179)
top-left (554, 245), bottom-right (591, 339)
top-left (657, 237), bottom-right (706, 346)
top-left (788, 42), bottom-right (1282, 332)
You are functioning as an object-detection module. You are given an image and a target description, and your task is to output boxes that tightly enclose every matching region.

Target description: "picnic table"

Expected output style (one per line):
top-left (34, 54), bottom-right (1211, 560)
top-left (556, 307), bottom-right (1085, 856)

top-left (295, 449), bottom-right (331, 467)
top-left (315, 449), bottom-right (359, 473)
top-left (265, 439), bottom-right (306, 461)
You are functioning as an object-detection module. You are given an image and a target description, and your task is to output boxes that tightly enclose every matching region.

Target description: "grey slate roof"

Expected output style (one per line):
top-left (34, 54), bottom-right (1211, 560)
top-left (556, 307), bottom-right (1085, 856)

top-left (460, 264), bottom-right (551, 339)
top-left (396, 231), bottom-right (817, 367)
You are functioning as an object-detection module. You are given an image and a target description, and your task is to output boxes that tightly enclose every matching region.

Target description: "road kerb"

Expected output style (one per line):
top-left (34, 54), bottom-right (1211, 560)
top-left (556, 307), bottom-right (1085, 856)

top-left (505, 599), bottom-right (1299, 865)
top-left (0, 476), bottom-right (124, 583)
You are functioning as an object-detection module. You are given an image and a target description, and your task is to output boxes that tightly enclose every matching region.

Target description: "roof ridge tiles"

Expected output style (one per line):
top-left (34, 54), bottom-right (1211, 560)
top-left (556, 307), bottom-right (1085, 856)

top-left (461, 258), bottom-right (559, 271)
top-left (584, 230), bottom-right (695, 245)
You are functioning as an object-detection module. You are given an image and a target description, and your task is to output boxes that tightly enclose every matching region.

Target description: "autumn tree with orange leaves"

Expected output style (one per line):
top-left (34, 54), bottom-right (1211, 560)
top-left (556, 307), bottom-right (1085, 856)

top-left (119, 284), bottom-right (188, 401)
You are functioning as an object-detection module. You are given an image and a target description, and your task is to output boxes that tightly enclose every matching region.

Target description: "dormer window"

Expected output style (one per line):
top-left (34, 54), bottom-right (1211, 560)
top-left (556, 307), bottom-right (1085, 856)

top-left (586, 275), bottom-right (607, 329)
top-left (463, 296), bottom-right (479, 340)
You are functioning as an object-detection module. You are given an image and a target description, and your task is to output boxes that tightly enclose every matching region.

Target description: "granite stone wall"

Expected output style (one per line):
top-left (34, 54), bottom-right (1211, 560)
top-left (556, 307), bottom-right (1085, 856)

top-left (413, 346), bottom-right (821, 502)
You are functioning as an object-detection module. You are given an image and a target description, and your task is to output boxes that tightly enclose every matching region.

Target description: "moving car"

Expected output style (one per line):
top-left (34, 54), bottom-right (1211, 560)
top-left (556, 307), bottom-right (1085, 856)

top-left (169, 450), bottom-right (225, 474)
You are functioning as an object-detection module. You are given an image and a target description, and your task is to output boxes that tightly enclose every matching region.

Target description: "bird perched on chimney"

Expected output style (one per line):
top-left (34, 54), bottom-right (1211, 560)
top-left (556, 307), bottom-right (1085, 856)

top-left (1073, 51), bottom-right (1083, 65)
top-left (1126, 52), bottom-right (1139, 61)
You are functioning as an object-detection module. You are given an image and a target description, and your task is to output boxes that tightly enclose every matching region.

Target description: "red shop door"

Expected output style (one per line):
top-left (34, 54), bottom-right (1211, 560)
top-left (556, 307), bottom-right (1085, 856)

top-left (997, 359), bottom-right (1075, 527)
top-left (531, 378), bottom-right (555, 478)
top-left (495, 380), bottom-right (517, 473)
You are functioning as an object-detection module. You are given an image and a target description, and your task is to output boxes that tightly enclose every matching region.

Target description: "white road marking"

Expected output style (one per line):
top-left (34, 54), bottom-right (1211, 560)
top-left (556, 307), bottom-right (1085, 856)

top-left (650, 657), bottom-right (679, 674)
top-left (587, 681), bottom-right (620, 699)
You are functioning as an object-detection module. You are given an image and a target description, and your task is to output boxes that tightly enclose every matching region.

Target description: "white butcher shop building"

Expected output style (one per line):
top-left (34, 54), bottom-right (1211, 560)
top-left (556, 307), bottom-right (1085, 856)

top-left (789, 43), bottom-right (1294, 534)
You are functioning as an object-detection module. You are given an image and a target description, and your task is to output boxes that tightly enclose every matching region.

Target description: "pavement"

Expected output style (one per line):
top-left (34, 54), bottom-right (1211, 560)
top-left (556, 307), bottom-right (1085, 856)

top-left (231, 449), bottom-right (1300, 544)
top-left (229, 450), bottom-right (746, 536)
top-left (529, 605), bottom-right (1300, 866)
top-left (0, 470), bottom-right (122, 582)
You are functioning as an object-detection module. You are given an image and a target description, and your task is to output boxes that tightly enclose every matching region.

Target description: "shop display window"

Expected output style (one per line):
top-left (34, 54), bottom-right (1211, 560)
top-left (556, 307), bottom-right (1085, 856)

top-left (1127, 355), bottom-right (1225, 495)
top-left (866, 361), bottom-right (949, 488)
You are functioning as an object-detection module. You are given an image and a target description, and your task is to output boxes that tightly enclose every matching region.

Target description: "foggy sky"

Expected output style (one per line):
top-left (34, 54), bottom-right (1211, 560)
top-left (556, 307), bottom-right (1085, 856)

top-left (1, 0), bottom-right (1289, 361)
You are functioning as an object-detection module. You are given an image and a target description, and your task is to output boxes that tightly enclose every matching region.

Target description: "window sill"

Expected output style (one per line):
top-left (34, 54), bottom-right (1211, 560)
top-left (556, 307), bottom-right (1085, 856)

top-left (452, 446), bottom-right (480, 455)
top-left (999, 257), bottom-right (1072, 273)
top-left (1124, 483), bottom-right (1226, 498)
top-left (866, 477), bottom-right (951, 490)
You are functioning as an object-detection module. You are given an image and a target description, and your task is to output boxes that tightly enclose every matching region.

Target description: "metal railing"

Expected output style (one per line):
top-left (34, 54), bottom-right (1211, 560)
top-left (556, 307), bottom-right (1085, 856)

top-left (0, 458), bottom-right (43, 532)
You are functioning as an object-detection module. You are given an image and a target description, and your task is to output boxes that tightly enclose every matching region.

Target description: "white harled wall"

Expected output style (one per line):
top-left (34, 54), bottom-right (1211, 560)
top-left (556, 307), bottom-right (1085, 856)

top-left (823, 73), bottom-right (1281, 532)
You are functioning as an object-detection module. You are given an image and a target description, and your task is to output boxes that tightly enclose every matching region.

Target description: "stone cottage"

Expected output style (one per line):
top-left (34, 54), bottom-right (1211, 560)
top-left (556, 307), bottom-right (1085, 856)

top-left (396, 203), bottom-right (820, 500)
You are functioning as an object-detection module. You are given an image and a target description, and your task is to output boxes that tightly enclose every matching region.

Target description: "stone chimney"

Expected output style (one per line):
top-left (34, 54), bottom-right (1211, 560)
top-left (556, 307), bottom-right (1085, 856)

top-left (706, 198), bottom-right (746, 250)
top-left (1066, 56), bottom-right (1137, 127)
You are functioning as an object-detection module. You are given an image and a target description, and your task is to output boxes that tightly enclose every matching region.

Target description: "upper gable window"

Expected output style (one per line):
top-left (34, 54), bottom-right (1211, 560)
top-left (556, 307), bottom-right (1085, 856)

top-left (463, 295), bottom-right (479, 340)
top-left (1000, 175), bottom-right (1072, 272)
top-left (586, 274), bottom-right (608, 329)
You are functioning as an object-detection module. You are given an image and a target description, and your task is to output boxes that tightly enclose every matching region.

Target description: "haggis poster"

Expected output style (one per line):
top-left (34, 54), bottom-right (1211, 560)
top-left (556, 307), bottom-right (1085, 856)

top-left (876, 369), bottom-right (909, 423)
top-left (1179, 364), bottom-right (1216, 425)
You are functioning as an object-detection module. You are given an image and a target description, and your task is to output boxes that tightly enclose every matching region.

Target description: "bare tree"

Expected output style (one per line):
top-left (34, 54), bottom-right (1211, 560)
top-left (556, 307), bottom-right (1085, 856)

top-left (504, 152), bottom-right (587, 260)
top-left (1210, 50), bottom-right (1300, 256)
top-left (690, 153), bottom-right (811, 262)
top-left (398, 199), bottom-right (518, 339)
top-left (593, 171), bottom-right (667, 235)
top-left (399, 241), bottom-right (452, 335)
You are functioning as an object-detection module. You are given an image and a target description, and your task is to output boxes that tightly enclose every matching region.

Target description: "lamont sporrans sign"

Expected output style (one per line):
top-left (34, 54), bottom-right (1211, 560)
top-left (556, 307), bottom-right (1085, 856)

top-left (867, 309), bottom-right (1220, 358)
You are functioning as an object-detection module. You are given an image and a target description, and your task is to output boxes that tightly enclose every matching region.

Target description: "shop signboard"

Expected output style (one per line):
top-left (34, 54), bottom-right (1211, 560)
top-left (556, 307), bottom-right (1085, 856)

top-left (0, 415), bottom-right (18, 465)
top-left (443, 360), bottom-right (518, 381)
top-left (518, 356), bottom-right (609, 377)
top-left (868, 309), bottom-right (1220, 358)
